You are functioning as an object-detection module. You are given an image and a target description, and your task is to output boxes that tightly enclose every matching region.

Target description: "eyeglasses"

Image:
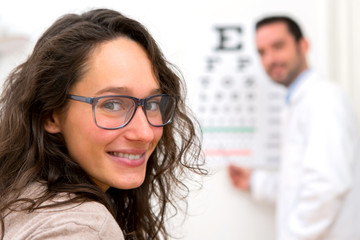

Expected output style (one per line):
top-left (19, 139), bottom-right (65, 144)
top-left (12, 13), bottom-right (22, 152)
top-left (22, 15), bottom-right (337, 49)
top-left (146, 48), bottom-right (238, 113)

top-left (68, 94), bottom-right (177, 130)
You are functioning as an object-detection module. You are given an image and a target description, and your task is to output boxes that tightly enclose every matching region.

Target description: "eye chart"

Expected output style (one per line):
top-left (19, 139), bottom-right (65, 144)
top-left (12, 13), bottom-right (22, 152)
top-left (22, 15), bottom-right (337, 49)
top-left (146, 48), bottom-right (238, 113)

top-left (187, 20), bottom-right (286, 168)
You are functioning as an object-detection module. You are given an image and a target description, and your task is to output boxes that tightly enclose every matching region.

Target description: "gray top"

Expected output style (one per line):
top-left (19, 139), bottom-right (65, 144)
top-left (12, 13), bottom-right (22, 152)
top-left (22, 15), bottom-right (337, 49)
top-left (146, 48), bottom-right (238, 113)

top-left (2, 183), bottom-right (124, 240)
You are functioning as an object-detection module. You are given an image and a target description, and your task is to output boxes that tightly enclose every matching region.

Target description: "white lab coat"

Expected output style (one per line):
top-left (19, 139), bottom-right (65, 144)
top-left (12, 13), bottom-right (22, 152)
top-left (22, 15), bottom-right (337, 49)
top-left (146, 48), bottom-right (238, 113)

top-left (251, 70), bottom-right (360, 240)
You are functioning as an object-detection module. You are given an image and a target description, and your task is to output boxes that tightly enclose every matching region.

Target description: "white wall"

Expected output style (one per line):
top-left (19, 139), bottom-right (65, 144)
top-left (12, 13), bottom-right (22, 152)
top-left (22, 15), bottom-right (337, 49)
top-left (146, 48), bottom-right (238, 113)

top-left (327, 0), bottom-right (360, 123)
top-left (0, 0), bottom-right (332, 85)
top-left (0, 1), bottom-right (358, 239)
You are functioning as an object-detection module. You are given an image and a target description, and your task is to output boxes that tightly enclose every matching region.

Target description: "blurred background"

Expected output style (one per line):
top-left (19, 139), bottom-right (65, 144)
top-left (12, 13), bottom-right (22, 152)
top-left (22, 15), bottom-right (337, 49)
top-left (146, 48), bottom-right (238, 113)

top-left (0, 0), bottom-right (359, 239)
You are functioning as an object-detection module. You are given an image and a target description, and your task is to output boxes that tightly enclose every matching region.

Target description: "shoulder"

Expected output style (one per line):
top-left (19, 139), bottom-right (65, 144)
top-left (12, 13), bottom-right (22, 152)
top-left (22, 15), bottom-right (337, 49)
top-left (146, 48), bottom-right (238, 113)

top-left (298, 72), bottom-right (357, 128)
top-left (304, 72), bottom-right (344, 99)
top-left (4, 183), bottom-right (124, 240)
top-left (299, 72), bottom-right (350, 110)
top-left (38, 201), bottom-right (124, 239)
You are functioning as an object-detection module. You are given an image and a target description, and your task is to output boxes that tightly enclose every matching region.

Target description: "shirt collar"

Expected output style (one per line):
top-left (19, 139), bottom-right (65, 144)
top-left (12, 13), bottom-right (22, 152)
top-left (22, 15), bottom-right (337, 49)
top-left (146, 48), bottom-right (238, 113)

top-left (285, 68), bottom-right (310, 104)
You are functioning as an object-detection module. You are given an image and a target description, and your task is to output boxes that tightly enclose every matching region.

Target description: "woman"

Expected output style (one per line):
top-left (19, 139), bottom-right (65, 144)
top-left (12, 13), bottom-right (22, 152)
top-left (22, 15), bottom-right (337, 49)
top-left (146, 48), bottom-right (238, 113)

top-left (0, 8), bottom-right (205, 239)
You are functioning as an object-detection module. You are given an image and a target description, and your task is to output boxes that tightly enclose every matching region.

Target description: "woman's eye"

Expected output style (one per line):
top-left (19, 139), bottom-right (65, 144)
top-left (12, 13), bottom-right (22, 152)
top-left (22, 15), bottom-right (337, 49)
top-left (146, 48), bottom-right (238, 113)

top-left (145, 101), bottom-right (160, 111)
top-left (101, 100), bottom-right (124, 111)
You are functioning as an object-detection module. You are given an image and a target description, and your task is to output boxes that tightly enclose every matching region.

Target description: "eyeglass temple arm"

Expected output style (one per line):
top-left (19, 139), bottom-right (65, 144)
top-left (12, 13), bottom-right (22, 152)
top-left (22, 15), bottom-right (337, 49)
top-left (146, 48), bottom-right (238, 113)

top-left (68, 95), bottom-right (94, 104)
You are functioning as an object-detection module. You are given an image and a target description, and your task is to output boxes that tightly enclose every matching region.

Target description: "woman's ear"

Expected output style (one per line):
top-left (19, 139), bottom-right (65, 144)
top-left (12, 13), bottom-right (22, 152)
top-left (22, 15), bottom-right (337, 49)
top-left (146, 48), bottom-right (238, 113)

top-left (44, 112), bottom-right (61, 134)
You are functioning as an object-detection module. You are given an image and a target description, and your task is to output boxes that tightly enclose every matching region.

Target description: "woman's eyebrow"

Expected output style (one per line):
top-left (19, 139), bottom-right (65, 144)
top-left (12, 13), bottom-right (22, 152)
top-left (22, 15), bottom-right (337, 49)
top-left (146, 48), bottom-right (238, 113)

top-left (95, 87), bottom-right (128, 95)
top-left (95, 87), bottom-right (162, 96)
top-left (150, 88), bottom-right (162, 95)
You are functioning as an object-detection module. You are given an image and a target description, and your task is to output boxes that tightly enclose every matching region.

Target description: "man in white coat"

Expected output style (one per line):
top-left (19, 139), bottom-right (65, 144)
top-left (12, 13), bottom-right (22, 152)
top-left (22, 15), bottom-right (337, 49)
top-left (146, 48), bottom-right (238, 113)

top-left (228, 16), bottom-right (360, 240)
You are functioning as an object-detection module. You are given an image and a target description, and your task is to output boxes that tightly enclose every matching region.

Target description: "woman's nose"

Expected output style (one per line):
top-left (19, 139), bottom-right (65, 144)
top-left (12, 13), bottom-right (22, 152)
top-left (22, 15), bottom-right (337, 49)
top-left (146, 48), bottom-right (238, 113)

top-left (123, 106), bottom-right (155, 142)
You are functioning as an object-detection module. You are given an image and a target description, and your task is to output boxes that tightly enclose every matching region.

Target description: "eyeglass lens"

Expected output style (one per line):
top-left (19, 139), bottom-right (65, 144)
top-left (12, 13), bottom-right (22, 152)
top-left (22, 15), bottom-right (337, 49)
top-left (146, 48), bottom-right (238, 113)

top-left (94, 95), bottom-right (176, 129)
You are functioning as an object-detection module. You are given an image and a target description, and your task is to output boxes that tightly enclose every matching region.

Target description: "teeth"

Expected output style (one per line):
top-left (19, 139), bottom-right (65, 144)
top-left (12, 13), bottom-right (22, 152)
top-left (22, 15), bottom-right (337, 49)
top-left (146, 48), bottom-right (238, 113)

top-left (109, 152), bottom-right (142, 160)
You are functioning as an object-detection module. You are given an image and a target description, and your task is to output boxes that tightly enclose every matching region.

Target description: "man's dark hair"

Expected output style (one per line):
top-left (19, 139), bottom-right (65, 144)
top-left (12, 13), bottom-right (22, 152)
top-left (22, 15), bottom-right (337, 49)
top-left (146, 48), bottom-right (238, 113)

top-left (256, 16), bottom-right (303, 42)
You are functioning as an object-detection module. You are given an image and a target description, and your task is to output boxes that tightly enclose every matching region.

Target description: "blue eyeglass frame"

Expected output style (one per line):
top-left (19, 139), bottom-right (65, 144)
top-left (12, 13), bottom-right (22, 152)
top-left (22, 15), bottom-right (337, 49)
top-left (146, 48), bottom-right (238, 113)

top-left (67, 94), bottom-right (177, 130)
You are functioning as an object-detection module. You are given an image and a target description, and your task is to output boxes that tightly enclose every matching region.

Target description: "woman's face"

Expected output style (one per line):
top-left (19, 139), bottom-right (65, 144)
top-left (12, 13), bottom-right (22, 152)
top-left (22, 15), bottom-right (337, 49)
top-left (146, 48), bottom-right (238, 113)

top-left (45, 37), bottom-right (163, 191)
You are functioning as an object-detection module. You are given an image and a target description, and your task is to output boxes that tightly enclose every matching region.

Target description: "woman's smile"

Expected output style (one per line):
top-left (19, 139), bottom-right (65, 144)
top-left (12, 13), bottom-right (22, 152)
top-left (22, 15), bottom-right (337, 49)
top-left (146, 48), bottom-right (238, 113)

top-left (106, 150), bottom-right (147, 167)
top-left (108, 152), bottom-right (143, 160)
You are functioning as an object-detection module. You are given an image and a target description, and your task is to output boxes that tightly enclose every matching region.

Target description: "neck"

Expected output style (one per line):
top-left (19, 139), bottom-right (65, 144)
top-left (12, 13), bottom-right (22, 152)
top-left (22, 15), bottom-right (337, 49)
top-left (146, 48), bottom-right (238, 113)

top-left (286, 60), bottom-right (308, 87)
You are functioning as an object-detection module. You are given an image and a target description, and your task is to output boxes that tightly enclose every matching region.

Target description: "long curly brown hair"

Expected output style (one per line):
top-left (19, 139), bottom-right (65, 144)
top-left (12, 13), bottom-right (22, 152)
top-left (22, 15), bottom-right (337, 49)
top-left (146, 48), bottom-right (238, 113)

top-left (0, 8), bottom-right (206, 240)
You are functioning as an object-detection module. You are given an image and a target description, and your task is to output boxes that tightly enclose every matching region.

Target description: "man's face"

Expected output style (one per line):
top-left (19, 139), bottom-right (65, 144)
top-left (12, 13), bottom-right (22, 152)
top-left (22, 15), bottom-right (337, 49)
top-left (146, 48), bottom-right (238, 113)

top-left (256, 22), bottom-right (307, 87)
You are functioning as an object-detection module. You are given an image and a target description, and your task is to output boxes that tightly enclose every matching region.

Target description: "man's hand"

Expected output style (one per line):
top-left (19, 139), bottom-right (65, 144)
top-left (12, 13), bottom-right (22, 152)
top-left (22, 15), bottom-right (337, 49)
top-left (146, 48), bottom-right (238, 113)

top-left (228, 164), bottom-right (252, 191)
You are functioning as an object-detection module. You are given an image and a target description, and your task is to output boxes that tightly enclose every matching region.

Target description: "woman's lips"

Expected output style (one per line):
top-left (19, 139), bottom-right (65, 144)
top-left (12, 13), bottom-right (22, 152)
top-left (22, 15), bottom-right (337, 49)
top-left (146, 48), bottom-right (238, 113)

top-left (107, 151), bottom-right (146, 167)
top-left (108, 152), bottom-right (142, 160)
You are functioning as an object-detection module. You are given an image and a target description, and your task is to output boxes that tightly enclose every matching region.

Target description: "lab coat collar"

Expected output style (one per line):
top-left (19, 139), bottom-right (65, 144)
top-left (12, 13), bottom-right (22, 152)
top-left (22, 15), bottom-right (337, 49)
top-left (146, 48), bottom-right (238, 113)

top-left (285, 69), bottom-right (313, 106)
